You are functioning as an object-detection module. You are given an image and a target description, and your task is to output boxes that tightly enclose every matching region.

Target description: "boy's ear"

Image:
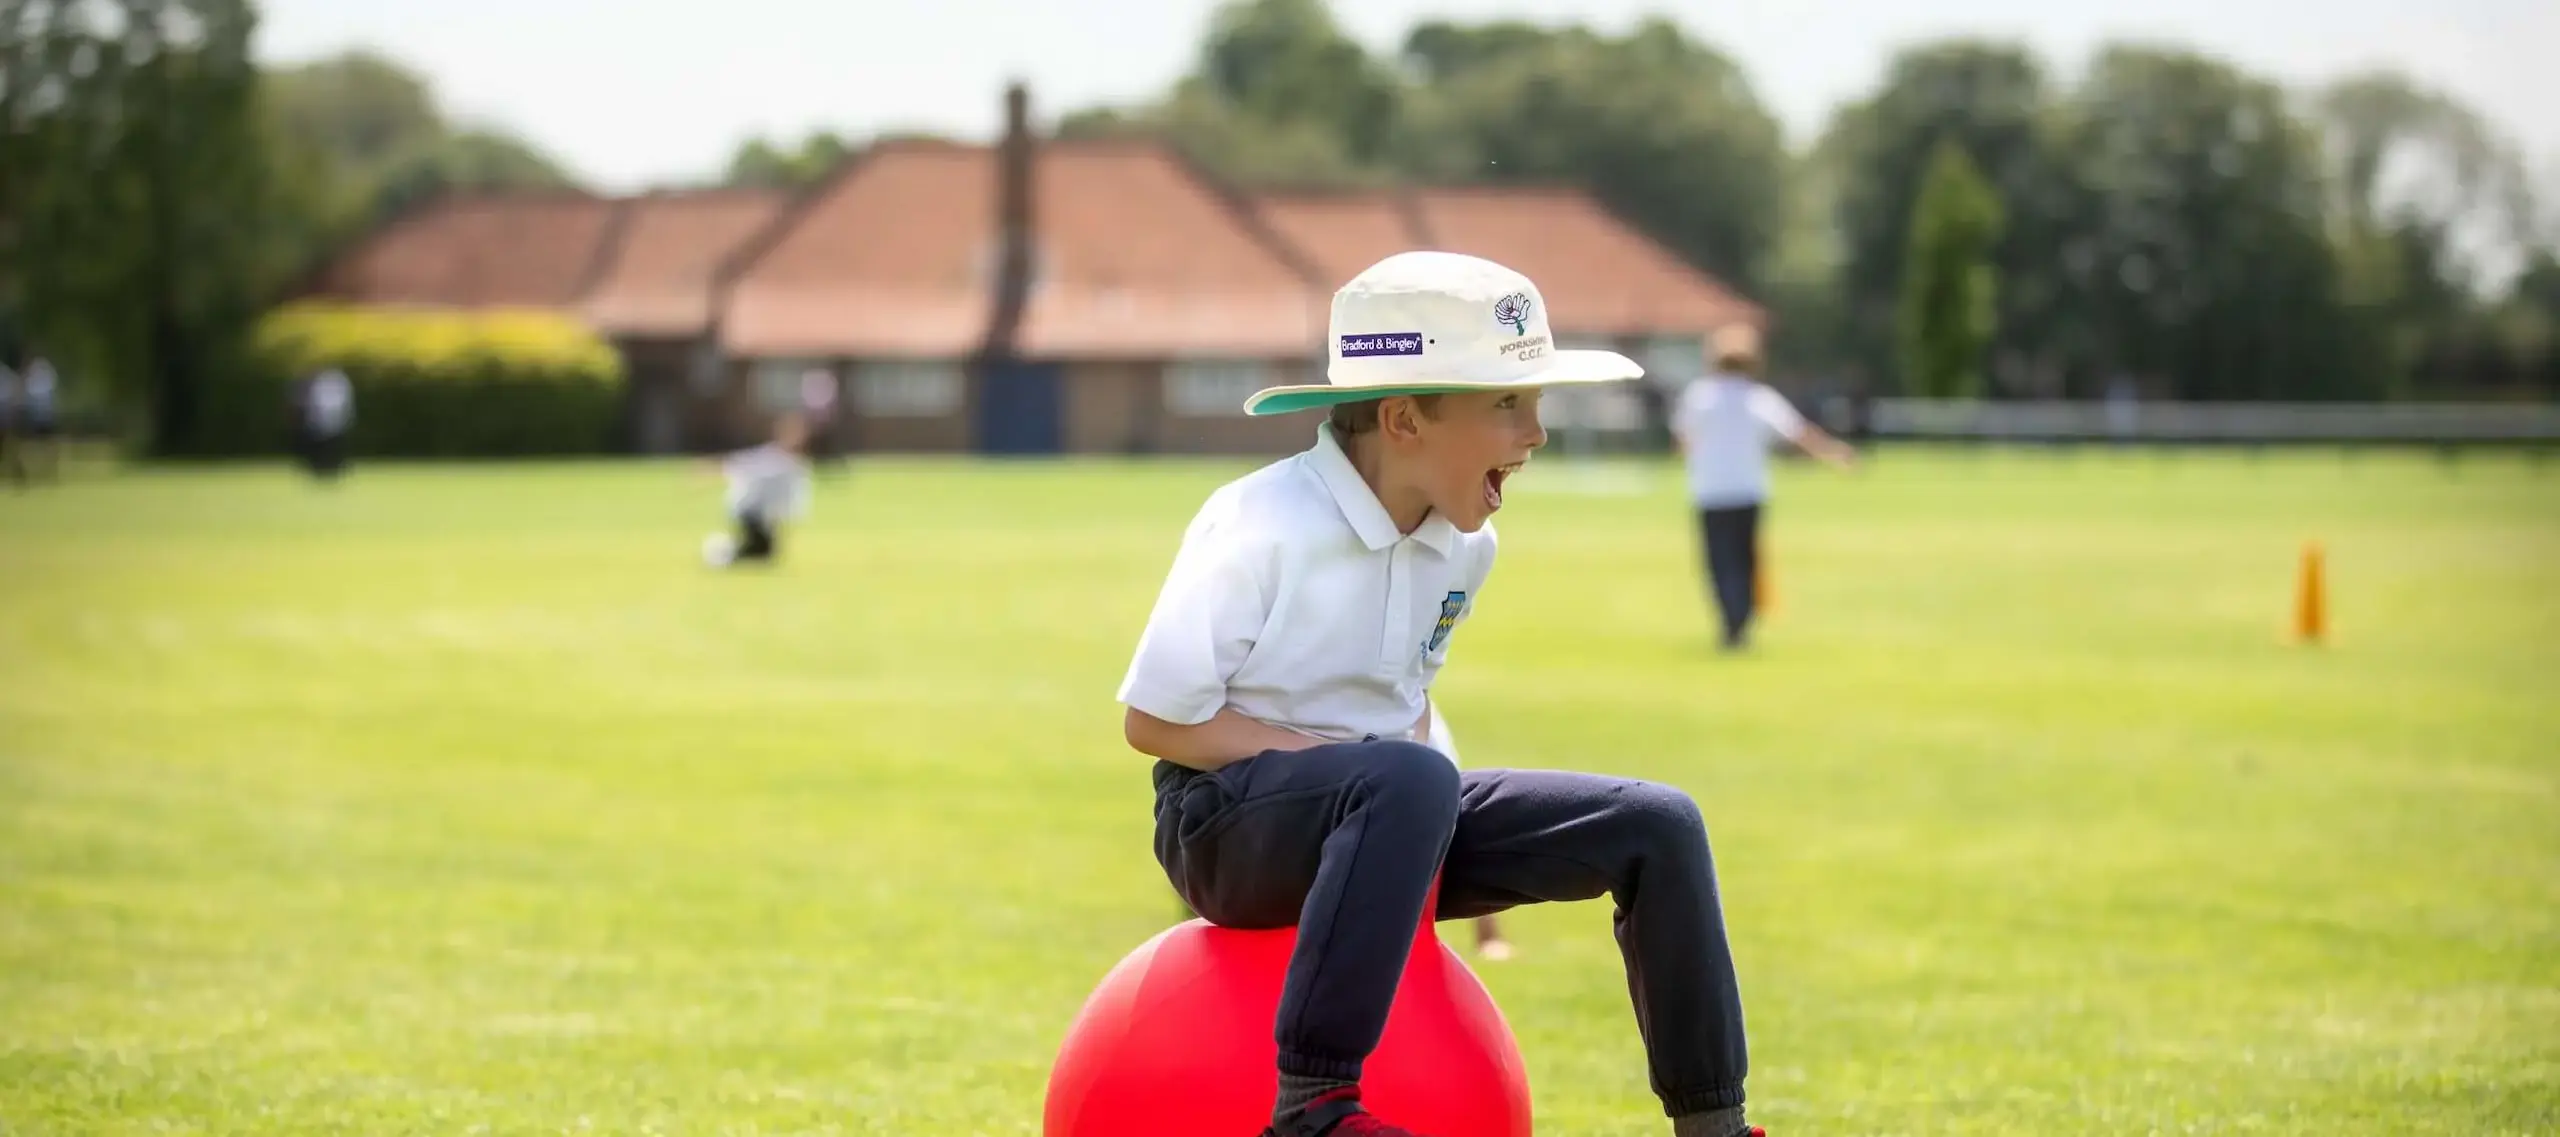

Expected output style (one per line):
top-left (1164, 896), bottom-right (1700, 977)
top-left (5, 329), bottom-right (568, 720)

top-left (1380, 396), bottom-right (1424, 442)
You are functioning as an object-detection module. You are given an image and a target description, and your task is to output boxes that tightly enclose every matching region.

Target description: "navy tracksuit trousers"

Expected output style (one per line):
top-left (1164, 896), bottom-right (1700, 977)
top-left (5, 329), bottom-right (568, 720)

top-left (1151, 740), bottom-right (1751, 1116)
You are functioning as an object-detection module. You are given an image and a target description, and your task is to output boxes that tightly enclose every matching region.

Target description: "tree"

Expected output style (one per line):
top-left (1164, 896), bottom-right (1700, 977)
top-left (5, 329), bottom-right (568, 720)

top-left (369, 127), bottom-right (578, 220)
top-left (0, 0), bottom-right (278, 453)
top-left (1391, 18), bottom-right (1789, 293)
top-left (2489, 250), bottom-right (2560, 395)
top-left (1058, 79), bottom-right (1377, 188)
top-left (2056, 46), bottom-right (2377, 400)
top-left (1899, 142), bottom-right (2004, 397)
top-left (263, 51), bottom-right (580, 231)
top-left (2314, 71), bottom-right (2541, 395)
top-left (1824, 41), bottom-right (2071, 394)
top-left (2316, 71), bottom-right (2534, 279)
top-left (1199, 0), bottom-right (1402, 166)
top-left (722, 129), bottom-right (852, 190)
top-left (263, 51), bottom-right (442, 177)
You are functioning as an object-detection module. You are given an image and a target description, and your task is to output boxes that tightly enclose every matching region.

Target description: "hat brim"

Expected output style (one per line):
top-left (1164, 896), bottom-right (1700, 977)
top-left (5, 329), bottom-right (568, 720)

top-left (1240, 349), bottom-right (1645, 416)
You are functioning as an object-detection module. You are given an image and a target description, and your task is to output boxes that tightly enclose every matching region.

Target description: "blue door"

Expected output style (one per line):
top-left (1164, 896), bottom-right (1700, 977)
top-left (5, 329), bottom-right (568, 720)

top-left (977, 361), bottom-right (1063, 455)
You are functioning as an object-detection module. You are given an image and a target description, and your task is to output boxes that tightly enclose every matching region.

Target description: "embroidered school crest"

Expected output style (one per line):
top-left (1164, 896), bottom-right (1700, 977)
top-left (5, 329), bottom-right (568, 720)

top-left (1425, 590), bottom-right (1467, 654)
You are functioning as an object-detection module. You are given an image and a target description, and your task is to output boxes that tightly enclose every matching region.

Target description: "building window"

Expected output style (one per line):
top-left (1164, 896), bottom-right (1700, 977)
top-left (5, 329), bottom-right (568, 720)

top-left (752, 358), bottom-right (828, 412)
top-left (855, 360), bottom-right (964, 417)
top-left (1165, 360), bottom-right (1274, 417)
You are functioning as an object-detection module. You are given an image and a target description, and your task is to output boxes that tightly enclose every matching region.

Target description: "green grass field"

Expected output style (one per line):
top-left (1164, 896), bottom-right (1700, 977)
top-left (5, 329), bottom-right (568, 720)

top-left (2, 449), bottom-right (2554, 1136)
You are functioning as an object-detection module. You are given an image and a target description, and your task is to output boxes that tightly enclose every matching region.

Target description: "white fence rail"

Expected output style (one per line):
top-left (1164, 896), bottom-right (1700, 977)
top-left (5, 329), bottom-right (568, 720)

top-left (1859, 399), bottom-right (2560, 444)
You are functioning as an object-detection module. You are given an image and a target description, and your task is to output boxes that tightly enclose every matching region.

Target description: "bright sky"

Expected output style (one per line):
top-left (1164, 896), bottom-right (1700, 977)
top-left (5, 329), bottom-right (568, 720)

top-left (255, 0), bottom-right (2559, 195)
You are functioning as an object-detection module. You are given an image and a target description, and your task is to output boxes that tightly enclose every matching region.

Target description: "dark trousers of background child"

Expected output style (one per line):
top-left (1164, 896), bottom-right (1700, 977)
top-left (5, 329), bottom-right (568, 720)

top-left (1151, 740), bottom-right (1751, 1122)
top-left (297, 430), bottom-right (348, 481)
top-left (733, 510), bottom-right (777, 562)
top-left (1697, 504), bottom-right (1762, 648)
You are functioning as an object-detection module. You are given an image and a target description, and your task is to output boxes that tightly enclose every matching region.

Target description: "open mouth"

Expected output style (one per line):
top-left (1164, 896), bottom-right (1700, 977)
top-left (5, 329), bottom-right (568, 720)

top-left (1483, 461), bottom-right (1525, 511)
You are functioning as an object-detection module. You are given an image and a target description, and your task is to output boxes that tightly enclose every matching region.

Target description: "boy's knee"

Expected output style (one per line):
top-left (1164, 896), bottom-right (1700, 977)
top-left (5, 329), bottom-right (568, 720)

top-left (1362, 740), bottom-right (1460, 815)
top-left (1620, 781), bottom-right (1709, 850)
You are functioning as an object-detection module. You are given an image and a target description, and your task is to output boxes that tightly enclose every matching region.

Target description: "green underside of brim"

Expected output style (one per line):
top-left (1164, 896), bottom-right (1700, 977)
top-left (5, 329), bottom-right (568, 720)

top-left (1244, 384), bottom-right (1491, 417)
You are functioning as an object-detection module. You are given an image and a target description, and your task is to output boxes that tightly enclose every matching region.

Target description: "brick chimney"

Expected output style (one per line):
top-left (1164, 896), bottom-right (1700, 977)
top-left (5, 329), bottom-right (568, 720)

top-left (979, 80), bottom-right (1037, 369)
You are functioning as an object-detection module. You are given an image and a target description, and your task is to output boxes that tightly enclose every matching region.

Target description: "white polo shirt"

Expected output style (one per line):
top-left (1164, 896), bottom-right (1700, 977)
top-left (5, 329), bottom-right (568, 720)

top-left (723, 443), bottom-right (811, 520)
top-left (1118, 424), bottom-right (1497, 751)
top-left (1674, 373), bottom-right (1807, 509)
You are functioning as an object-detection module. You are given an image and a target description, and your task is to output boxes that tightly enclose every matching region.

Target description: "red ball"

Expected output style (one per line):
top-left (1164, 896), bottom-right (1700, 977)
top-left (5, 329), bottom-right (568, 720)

top-left (1044, 885), bottom-right (1533, 1137)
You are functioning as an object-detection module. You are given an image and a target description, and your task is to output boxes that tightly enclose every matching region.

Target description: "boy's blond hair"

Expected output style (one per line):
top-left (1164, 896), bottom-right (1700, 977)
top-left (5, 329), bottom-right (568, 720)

top-left (1325, 394), bottom-right (1444, 438)
top-left (1711, 324), bottom-right (1764, 375)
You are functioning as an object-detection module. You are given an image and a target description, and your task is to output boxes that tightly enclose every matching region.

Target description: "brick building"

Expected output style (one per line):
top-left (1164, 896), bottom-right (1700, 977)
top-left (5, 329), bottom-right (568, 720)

top-left (305, 84), bottom-right (1762, 456)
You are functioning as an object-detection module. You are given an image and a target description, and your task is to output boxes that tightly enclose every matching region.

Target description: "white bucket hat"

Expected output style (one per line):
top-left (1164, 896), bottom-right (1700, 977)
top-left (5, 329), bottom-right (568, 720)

top-left (1242, 250), bottom-right (1646, 416)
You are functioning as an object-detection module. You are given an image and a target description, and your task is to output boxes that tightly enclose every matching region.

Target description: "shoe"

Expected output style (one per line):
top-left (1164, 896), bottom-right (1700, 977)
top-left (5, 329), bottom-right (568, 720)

top-left (1259, 1115), bottom-right (1440, 1137)
top-left (700, 533), bottom-right (736, 566)
top-left (1324, 1116), bottom-right (1444, 1136)
top-left (1261, 1088), bottom-right (1442, 1137)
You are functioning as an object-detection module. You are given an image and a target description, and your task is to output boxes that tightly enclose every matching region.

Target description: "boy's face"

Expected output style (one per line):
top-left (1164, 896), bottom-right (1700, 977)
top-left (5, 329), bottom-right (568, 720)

top-left (1398, 388), bottom-right (1548, 532)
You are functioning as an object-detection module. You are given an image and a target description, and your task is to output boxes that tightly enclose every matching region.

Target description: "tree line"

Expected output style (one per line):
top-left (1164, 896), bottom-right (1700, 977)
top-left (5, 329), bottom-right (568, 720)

top-left (2, 2), bottom-right (574, 454)
top-left (4, 0), bottom-right (2553, 454)
top-left (1021, 0), bottom-right (2560, 404)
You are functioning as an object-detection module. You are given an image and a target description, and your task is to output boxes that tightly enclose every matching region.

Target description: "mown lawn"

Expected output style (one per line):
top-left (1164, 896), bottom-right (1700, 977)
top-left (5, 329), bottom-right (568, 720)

top-left (1, 449), bottom-right (2553, 1135)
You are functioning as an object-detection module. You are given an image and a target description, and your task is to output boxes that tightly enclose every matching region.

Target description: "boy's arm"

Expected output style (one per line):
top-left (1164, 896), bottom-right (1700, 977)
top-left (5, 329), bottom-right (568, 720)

top-left (1791, 422), bottom-right (1858, 469)
top-left (1124, 705), bottom-right (1326, 772)
top-left (1118, 515), bottom-right (1291, 771)
top-left (1753, 385), bottom-right (1857, 470)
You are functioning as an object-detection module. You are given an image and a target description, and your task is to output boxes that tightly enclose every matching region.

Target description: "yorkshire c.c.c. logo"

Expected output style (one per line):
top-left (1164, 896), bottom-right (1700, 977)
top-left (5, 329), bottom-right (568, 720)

top-left (1425, 590), bottom-right (1467, 654)
top-left (1493, 292), bottom-right (1533, 335)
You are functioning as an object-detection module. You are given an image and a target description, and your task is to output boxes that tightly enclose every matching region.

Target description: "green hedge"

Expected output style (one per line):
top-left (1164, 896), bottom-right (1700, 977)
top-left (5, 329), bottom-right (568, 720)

top-left (195, 303), bottom-right (628, 457)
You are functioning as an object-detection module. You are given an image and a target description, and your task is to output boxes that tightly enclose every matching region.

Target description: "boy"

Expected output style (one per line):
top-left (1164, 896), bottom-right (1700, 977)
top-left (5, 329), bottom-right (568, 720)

top-left (294, 368), bottom-right (355, 482)
top-left (1118, 251), bottom-right (1760, 1137)
top-left (701, 413), bottom-right (813, 567)
top-left (1671, 325), bottom-right (1855, 650)
top-left (9, 353), bottom-right (60, 488)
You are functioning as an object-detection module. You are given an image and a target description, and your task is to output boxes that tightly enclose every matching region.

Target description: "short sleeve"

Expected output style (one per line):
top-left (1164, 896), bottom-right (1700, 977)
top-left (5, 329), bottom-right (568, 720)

top-left (1748, 384), bottom-right (1806, 437)
top-left (1116, 514), bottom-right (1271, 726)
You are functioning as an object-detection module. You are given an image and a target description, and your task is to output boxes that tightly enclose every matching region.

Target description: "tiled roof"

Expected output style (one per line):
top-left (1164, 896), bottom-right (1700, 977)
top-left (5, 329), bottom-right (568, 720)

top-left (720, 142), bottom-right (996, 358)
top-left (723, 140), bottom-right (1322, 359)
top-left (1406, 187), bottom-right (1764, 335)
top-left (580, 188), bottom-right (788, 338)
top-left (309, 192), bottom-right (622, 310)
top-left (1253, 191), bottom-right (1423, 294)
top-left (1012, 143), bottom-right (1320, 358)
top-left (303, 124), bottom-right (1760, 364)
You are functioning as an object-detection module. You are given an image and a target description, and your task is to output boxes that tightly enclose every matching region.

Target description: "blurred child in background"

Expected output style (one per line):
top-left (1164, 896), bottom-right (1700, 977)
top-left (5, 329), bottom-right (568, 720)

top-left (294, 368), bottom-right (355, 482)
top-left (1671, 326), bottom-right (1857, 650)
top-left (702, 413), bottom-right (813, 568)
top-left (7, 353), bottom-right (62, 488)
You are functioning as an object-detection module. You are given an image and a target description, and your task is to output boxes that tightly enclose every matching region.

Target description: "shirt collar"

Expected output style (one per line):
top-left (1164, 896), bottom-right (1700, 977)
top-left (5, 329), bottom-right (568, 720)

top-left (1306, 424), bottom-right (1456, 556)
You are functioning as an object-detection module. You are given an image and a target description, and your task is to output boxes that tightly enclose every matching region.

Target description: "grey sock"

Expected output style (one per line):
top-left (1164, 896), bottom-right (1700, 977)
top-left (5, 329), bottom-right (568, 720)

top-left (1273, 1072), bottom-right (1360, 1134)
top-left (1673, 1105), bottom-right (1750, 1137)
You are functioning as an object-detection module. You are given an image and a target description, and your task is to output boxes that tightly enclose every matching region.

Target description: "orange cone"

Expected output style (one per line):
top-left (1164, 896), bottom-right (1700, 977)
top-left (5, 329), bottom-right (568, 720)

top-left (2294, 541), bottom-right (2326, 644)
